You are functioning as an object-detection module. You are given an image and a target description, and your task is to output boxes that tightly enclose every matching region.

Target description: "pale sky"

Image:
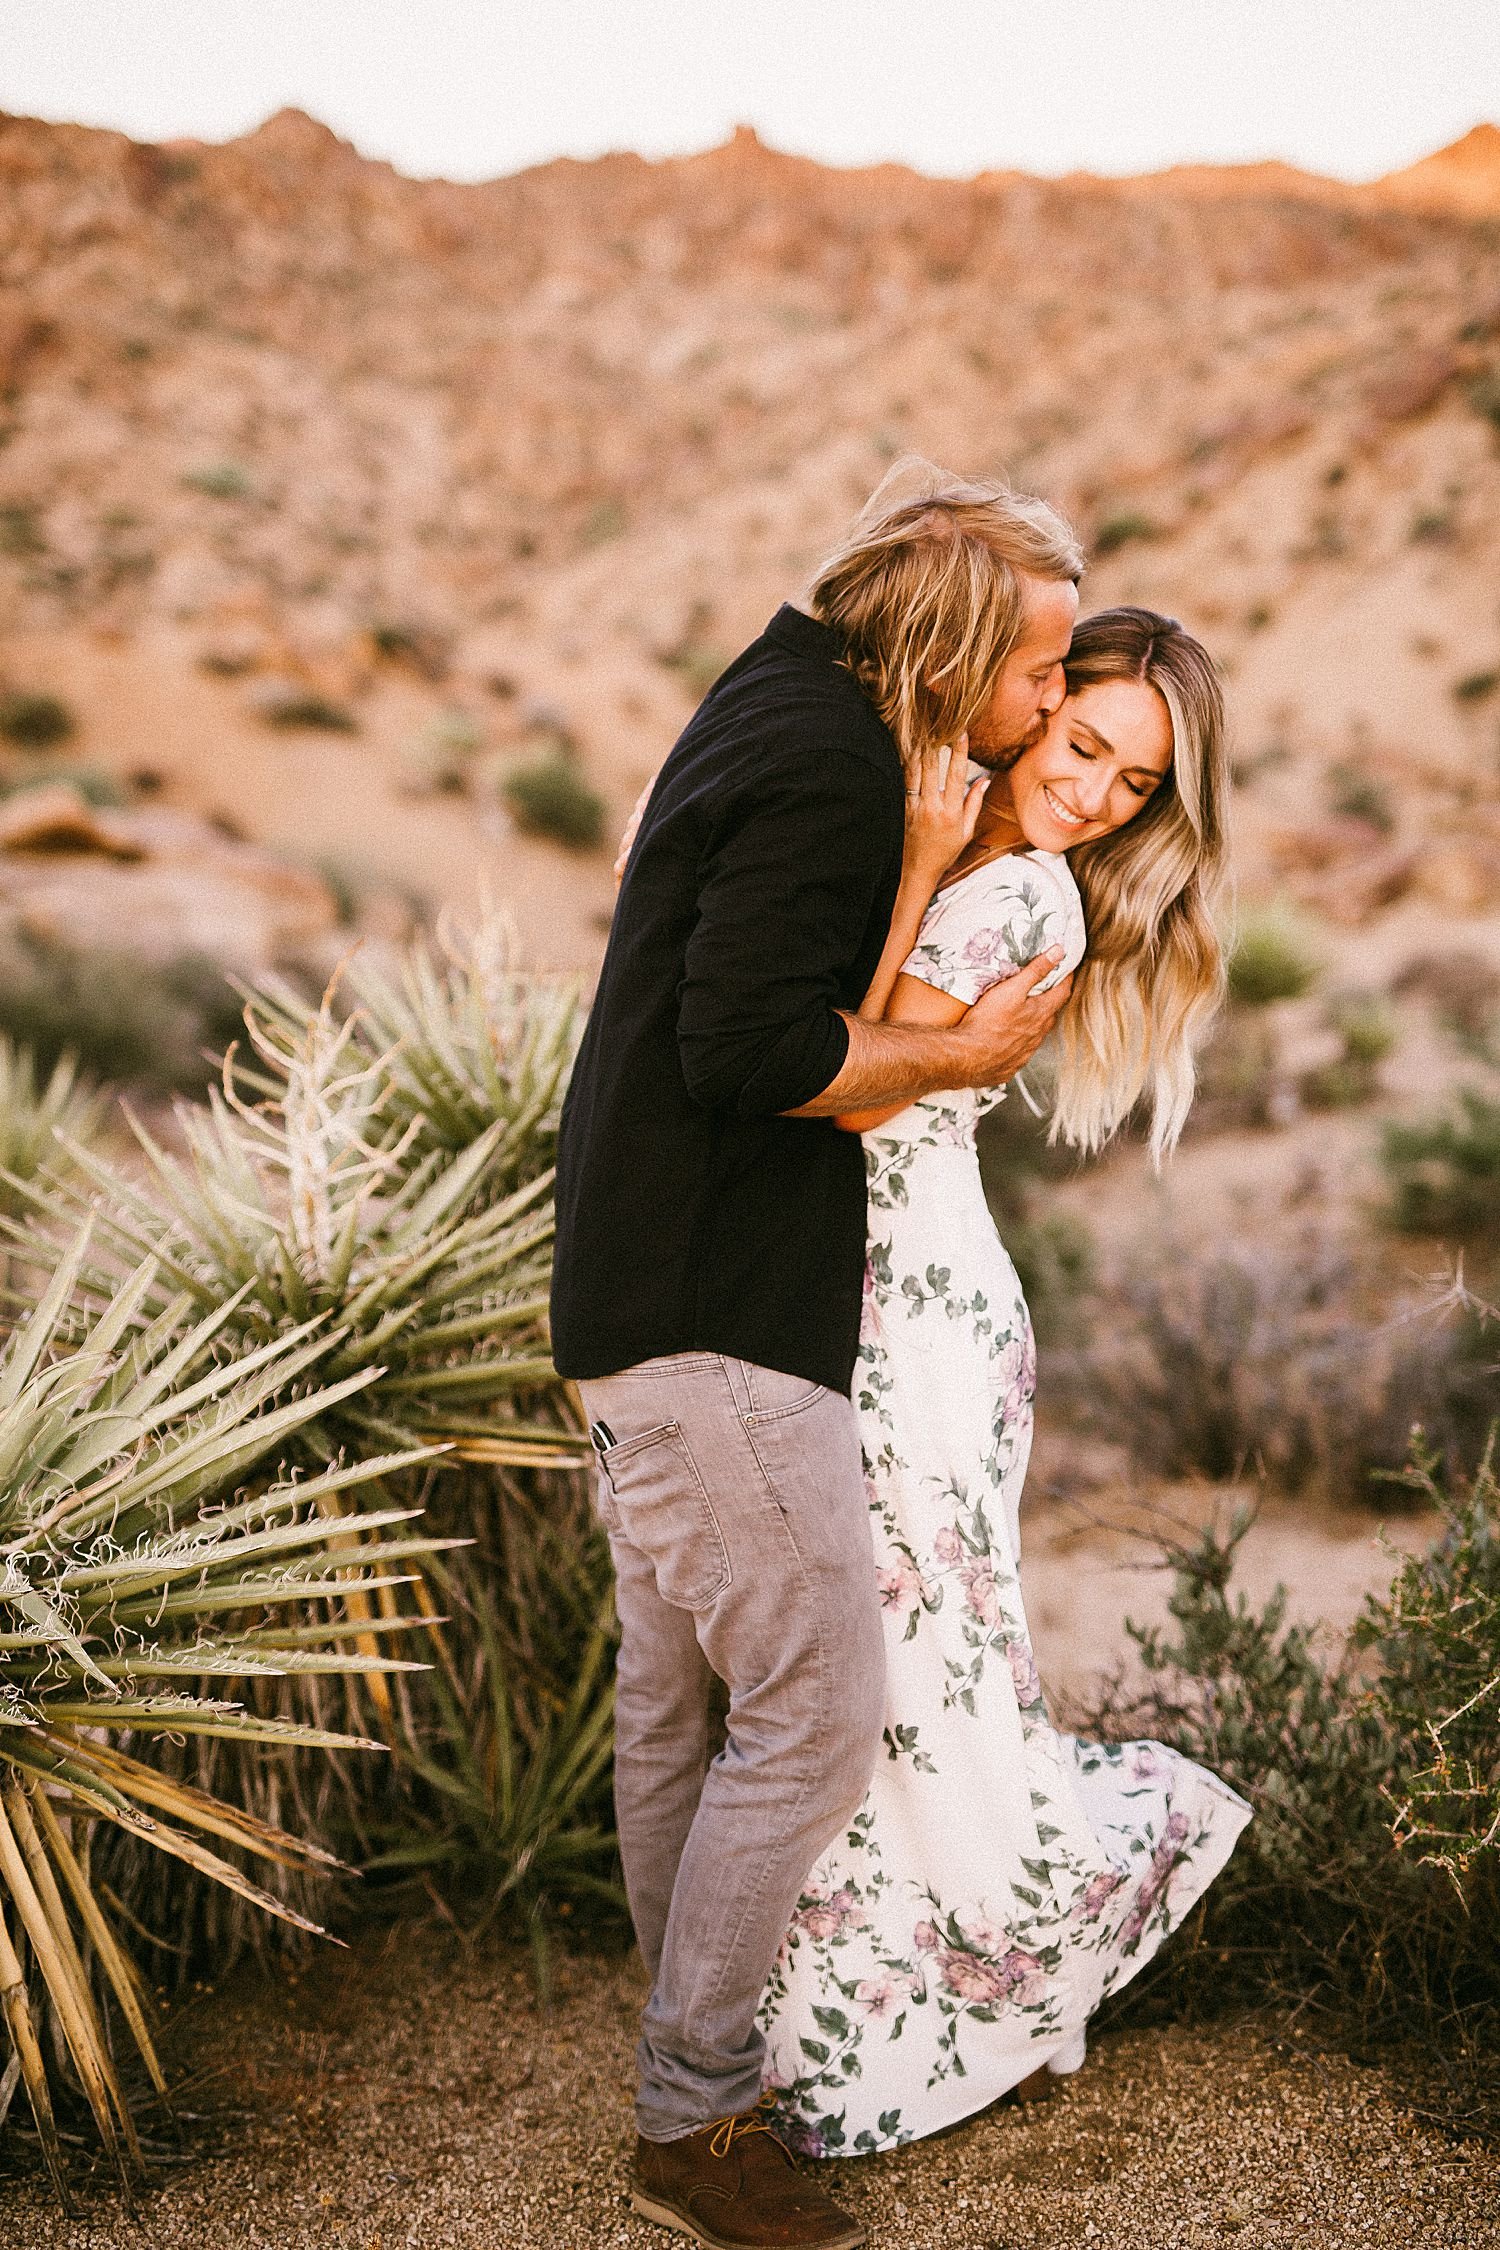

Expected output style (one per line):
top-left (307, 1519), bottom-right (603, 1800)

top-left (1, 0), bottom-right (1495, 186)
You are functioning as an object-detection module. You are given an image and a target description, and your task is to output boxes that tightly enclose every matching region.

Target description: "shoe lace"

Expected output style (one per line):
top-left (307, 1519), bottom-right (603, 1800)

top-left (706, 2093), bottom-right (785, 2160)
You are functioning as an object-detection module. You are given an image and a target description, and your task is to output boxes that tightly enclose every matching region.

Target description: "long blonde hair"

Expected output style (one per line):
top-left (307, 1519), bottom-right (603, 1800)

top-left (1050, 607), bottom-right (1230, 1165)
top-left (808, 456), bottom-right (1084, 762)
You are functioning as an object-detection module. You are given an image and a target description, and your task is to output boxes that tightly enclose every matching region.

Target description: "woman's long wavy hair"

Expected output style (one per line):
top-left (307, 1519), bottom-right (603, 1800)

top-left (808, 456), bottom-right (1084, 762)
top-left (1049, 607), bottom-right (1230, 1165)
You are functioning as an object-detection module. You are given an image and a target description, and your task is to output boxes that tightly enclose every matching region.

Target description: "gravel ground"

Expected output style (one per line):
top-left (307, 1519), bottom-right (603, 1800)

top-left (3, 1927), bottom-right (1495, 2250)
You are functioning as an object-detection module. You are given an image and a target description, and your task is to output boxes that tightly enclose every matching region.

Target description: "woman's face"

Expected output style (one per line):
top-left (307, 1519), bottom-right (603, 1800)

top-left (1000, 676), bottom-right (1173, 853)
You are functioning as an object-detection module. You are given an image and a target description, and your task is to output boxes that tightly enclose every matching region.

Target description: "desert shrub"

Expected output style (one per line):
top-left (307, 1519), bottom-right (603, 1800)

top-left (0, 761), bottom-right (125, 808)
top-left (1082, 1442), bottom-right (1500, 2106)
top-left (0, 1036), bottom-right (104, 1226)
top-left (1094, 511), bottom-right (1157, 555)
top-left (1324, 760), bottom-right (1394, 833)
top-left (581, 497), bottom-right (628, 547)
top-left (1465, 370), bottom-right (1500, 434)
top-left (1193, 1011), bottom-right (1289, 1130)
top-left (1052, 1234), bottom-right (1492, 1502)
top-left (180, 458), bottom-right (254, 500)
top-left (255, 686), bottom-right (357, 731)
top-left (397, 707), bottom-right (485, 794)
top-left (1395, 950), bottom-right (1500, 1064)
top-left (1226, 905), bottom-right (1320, 1006)
top-left (500, 751), bottom-right (605, 849)
top-left (658, 602), bottom-right (731, 701)
top-left (0, 692), bottom-right (74, 750)
top-left (0, 504), bottom-right (44, 556)
top-left (361, 1467), bottom-right (624, 1967)
top-left (0, 1228), bottom-right (440, 2201)
top-left (1300, 990), bottom-right (1396, 1109)
top-left (1453, 669), bottom-right (1500, 704)
top-left (1382, 1091), bottom-right (1500, 1240)
top-left (1410, 506), bottom-right (1456, 544)
top-left (0, 933), bottom-right (242, 1093)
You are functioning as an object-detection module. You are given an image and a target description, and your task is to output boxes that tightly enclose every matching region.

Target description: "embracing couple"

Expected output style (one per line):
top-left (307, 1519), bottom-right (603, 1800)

top-left (551, 461), bottom-right (1251, 2250)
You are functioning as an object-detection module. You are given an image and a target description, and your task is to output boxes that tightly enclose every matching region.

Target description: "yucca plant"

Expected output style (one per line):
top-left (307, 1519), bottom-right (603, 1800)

top-left (21, 968), bottom-right (584, 1476)
top-left (240, 910), bottom-right (583, 1202)
top-left (0, 1225), bottom-right (449, 2207)
top-left (363, 1470), bottom-right (623, 1976)
top-left (0, 1035), bottom-right (104, 1229)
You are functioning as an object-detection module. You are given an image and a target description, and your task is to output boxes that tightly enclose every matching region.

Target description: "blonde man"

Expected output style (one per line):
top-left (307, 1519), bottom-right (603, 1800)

top-left (551, 462), bottom-right (1084, 2250)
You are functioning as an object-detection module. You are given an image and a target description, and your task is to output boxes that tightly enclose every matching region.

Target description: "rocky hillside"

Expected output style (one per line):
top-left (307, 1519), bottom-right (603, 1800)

top-left (1, 108), bottom-right (1499, 983)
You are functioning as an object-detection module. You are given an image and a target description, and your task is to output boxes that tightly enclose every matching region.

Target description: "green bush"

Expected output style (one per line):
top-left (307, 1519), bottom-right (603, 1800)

top-left (181, 458), bottom-right (255, 500)
top-left (1324, 760), bottom-right (1394, 833)
top-left (501, 752), bottom-right (606, 849)
top-left (362, 1470), bottom-right (624, 1963)
top-left (1093, 511), bottom-right (1158, 556)
top-left (1465, 370), bottom-right (1500, 435)
top-left (0, 761), bottom-right (125, 808)
top-left (1382, 1091), bottom-right (1500, 1239)
top-left (1226, 906), bottom-right (1321, 1006)
top-left (0, 1035), bottom-right (104, 1225)
top-left (257, 688), bottom-right (357, 731)
top-left (0, 933), bottom-right (243, 1093)
top-left (0, 692), bottom-right (75, 749)
top-left (1082, 1440), bottom-right (1500, 2100)
top-left (1052, 1235), bottom-right (1491, 1501)
top-left (1301, 991), bottom-right (1396, 1109)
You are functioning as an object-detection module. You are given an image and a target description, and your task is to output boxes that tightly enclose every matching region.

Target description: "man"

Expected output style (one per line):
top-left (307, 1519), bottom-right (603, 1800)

top-left (551, 462), bottom-right (1084, 2250)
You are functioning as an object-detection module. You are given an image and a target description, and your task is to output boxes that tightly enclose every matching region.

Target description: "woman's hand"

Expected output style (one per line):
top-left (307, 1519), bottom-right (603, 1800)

top-left (614, 775), bottom-right (657, 889)
top-left (902, 734), bottom-right (988, 890)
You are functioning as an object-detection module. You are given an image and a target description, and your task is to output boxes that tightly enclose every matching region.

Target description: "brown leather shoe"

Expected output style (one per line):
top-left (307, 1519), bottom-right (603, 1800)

top-left (631, 2106), bottom-right (867, 2249)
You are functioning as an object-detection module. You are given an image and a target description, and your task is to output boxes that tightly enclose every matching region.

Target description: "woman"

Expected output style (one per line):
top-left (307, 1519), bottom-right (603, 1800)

top-left (756, 607), bottom-right (1252, 2156)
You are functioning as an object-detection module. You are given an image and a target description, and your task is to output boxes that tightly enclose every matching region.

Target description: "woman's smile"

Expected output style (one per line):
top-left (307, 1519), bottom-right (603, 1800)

top-left (1041, 783), bottom-right (1090, 831)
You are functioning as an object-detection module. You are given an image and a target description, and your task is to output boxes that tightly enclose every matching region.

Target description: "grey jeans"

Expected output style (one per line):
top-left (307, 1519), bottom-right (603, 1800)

top-left (579, 1352), bottom-right (885, 2142)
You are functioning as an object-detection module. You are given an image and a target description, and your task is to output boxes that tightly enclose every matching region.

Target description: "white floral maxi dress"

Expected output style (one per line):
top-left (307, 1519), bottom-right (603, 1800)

top-left (758, 848), bottom-right (1252, 2158)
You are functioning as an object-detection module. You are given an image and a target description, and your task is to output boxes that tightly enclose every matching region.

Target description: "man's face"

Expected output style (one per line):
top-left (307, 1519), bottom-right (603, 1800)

top-left (965, 576), bottom-right (1079, 770)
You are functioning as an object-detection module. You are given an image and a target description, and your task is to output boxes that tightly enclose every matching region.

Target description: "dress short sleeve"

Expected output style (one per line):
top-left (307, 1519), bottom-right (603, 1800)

top-left (902, 850), bottom-right (1086, 1006)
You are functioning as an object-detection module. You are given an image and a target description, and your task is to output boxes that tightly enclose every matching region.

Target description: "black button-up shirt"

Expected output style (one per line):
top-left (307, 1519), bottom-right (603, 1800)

top-left (550, 606), bottom-right (906, 1393)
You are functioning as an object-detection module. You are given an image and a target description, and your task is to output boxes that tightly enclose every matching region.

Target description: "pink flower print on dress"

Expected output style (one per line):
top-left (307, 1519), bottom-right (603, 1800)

top-left (913, 1919), bottom-right (941, 1953)
top-left (960, 1559), bottom-right (1005, 1629)
top-left (997, 1947), bottom-right (1048, 2006)
top-left (793, 1881), bottom-right (869, 1942)
top-left (854, 1971), bottom-right (915, 2020)
top-left (1072, 1867), bottom-right (1127, 1922)
top-left (932, 1523), bottom-right (963, 1566)
top-left (1119, 1810), bottom-right (1192, 1945)
top-left (877, 1558), bottom-right (923, 1614)
top-left (1130, 1745), bottom-right (1163, 1784)
top-left (960, 927), bottom-right (1024, 982)
top-left (937, 1949), bottom-right (1012, 2006)
top-left (1007, 1639), bottom-right (1043, 1708)
top-left (957, 1907), bottom-right (1007, 1955)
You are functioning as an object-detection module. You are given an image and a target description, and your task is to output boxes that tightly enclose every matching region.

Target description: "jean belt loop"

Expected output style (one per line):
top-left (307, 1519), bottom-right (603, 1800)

top-left (721, 1356), bottom-right (753, 1417)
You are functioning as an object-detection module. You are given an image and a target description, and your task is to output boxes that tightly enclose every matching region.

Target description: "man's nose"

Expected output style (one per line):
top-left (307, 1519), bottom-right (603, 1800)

top-left (1037, 663), bottom-right (1066, 716)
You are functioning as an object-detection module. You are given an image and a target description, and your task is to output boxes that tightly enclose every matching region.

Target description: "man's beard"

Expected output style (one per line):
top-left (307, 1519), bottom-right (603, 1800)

top-left (967, 711), bottom-right (1047, 773)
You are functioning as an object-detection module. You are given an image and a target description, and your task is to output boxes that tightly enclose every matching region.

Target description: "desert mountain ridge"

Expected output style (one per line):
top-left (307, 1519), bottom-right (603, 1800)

top-left (1, 103), bottom-right (1499, 980)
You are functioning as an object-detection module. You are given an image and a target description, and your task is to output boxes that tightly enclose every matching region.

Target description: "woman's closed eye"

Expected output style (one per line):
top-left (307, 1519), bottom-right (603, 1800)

top-left (1070, 740), bottom-right (1157, 798)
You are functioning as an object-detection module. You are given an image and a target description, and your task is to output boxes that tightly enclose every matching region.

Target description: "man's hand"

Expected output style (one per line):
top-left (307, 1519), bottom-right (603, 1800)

top-left (949, 951), bottom-right (1074, 1088)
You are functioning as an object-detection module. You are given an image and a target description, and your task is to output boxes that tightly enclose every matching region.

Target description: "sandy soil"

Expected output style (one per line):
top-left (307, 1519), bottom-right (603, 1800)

top-left (4, 1930), bottom-right (1494, 2249)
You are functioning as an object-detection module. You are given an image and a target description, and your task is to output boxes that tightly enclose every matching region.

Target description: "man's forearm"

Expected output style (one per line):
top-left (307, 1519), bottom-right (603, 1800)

top-left (785, 1012), bottom-right (983, 1118)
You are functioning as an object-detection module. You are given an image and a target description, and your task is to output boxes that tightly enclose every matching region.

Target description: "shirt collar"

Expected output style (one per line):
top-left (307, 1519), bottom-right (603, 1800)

top-left (763, 603), bottom-right (849, 663)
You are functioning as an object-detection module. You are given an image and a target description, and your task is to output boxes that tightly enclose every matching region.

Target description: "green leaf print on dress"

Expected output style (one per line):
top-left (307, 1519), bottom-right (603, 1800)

top-left (758, 849), bottom-right (1253, 2156)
